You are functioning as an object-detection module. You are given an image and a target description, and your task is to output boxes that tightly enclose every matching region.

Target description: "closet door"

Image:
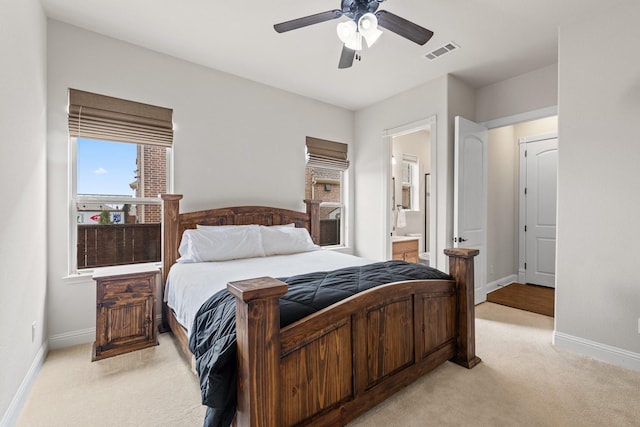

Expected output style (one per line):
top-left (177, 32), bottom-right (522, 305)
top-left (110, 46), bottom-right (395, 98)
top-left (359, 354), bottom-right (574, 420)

top-left (525, 137), bottom-right (558, 288)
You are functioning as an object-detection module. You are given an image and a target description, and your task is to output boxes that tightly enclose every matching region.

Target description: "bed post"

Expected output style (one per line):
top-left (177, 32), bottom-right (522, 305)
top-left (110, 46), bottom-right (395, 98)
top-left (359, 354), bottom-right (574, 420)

top-left (444, 248), bottom-right (482, 369)
top-left (228, 277), bottom-right (288, 427)
top-left (304, 199), bottom-right (321, 244)
top-left (160, 194), bottom-right (183, 330)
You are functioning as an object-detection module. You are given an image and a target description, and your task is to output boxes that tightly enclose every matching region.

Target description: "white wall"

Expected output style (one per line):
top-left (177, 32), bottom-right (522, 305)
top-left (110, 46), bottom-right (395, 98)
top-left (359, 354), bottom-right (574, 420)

top-left (46, 20), bottom-right (354, 346)
top-left (555, 0), bottom-right (640, 367)
top-left (354, 77), bottom-right (447, 265)
top-left (486, 125), bottom-right (517, 283)
top-left (447, 75), bottom-right (477, 265)
top-left (0, 0), bottom-right (47, 425)
top-left (476, 63), bottom-right (558, 123)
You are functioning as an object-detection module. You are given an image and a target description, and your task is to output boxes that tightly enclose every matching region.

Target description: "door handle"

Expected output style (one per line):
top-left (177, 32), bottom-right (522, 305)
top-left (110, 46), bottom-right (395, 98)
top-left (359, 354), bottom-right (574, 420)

top-left (454, 237), bottom-right (468, 243)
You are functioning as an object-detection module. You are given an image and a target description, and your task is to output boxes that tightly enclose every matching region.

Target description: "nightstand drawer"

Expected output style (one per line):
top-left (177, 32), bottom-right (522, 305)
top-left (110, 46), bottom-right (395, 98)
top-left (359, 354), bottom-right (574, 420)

top-left (99, 276), bottom-right (154, 299)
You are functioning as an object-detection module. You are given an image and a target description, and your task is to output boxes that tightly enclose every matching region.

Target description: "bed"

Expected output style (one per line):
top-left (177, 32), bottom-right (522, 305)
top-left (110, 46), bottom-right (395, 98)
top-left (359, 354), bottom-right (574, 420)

top-left (160, 194), bottom-right (480, 427)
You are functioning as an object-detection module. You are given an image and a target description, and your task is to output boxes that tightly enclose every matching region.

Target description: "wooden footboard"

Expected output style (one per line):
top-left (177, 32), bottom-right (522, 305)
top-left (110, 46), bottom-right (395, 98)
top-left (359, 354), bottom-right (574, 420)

top-left (228, 248), bottom-right (479, 426)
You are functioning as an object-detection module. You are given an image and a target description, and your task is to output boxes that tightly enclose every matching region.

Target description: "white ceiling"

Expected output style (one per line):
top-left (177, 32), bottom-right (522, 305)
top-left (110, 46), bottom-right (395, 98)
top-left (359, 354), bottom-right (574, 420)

top-left (40, 0), bottom-right (620, 110)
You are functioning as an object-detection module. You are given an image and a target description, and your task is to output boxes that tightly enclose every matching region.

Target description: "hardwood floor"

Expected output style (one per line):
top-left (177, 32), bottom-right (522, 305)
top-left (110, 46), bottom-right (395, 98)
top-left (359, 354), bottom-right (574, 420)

top-left (487, 283), bottom-right (555, 317)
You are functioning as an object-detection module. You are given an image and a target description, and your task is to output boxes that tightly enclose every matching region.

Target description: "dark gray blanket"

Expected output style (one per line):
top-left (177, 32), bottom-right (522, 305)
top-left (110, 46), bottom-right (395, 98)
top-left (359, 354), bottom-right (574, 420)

top-left (187, 260), bottom-right (450, 427)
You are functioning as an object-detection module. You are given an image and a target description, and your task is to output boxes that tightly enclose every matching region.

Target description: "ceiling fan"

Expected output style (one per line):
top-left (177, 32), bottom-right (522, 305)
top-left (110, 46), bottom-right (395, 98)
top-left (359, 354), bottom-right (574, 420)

top-left (274, 0), bottom-right (434, 69)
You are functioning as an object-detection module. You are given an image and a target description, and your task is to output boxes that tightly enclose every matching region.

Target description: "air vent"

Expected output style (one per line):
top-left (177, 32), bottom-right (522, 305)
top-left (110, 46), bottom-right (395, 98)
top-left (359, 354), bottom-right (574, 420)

top-left (425, 42), bottom-right (460, 60)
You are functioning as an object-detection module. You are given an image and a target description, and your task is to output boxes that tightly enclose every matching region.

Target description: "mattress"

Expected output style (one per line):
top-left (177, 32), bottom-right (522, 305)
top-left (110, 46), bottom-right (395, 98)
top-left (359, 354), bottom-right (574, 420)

top-left (165, 250), bottom-right (373, 336)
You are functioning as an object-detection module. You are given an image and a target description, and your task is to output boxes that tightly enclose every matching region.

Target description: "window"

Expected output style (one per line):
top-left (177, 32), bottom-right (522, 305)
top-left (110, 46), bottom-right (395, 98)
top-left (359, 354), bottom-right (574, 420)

top-left (305, 167), bottom-right (345, 246)
top-left (401, 155), bottom-right (419, 211)
top-left (305, 137), bottom-right (349, 247)
top-left (68, 89), bottom-right (173, 271)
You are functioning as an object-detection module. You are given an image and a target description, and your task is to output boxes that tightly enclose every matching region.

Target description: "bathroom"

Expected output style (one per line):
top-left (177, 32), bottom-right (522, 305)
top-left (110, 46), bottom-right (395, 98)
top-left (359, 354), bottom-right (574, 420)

top-left (390, 128), bottom-right (431, 266)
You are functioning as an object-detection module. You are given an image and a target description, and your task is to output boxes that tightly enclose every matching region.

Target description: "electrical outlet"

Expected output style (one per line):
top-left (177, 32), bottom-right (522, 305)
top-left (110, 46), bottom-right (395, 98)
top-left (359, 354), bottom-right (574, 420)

top-left (32, 321), bottom-right (36, 342)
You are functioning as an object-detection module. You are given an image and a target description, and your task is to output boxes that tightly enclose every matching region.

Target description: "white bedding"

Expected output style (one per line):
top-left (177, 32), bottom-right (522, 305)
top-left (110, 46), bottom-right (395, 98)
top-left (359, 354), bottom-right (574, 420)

top-left (165, 250), bottom-right (373, 337)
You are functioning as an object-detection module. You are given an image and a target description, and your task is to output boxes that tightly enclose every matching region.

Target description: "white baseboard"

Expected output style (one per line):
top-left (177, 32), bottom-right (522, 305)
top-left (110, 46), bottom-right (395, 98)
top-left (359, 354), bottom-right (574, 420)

top-left (48, 327), bottom-right (94, 350)
top-left (50, 317), bottom-right (164, 350)
top-left (0, 343), bottom-right (48, 427)
top-left (486, 274), bottom-right (518, 294)
top-left (553, 331), bottom-right (640, 372)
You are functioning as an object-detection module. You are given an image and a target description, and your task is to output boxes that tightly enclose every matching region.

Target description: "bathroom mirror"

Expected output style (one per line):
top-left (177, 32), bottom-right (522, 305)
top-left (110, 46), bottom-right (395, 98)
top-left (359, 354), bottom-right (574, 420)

top-left (401, 155), bottom-right (419, 211)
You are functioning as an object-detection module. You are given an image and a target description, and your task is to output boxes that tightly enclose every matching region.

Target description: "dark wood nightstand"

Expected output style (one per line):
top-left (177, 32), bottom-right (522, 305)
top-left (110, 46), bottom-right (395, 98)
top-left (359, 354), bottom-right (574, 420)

top-left (92, 265), bottom-right (160, 361)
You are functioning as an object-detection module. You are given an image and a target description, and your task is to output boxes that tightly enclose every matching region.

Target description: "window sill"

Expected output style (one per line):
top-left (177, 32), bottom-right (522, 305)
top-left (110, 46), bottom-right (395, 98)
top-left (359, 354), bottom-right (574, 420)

top-left (63, 262), bottom-right (161, 283)
top-left (62, 272), bottom-right (94, 285)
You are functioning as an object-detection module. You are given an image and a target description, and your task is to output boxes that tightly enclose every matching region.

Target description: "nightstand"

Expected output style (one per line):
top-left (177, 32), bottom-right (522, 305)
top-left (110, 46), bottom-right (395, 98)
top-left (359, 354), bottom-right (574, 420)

top-left (92, 264), bottom-right (160, 361)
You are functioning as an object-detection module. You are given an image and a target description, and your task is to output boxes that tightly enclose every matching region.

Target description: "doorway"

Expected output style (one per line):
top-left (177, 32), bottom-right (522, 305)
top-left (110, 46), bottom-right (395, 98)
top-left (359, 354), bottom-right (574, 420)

top-left (384, 117), bottom-right (437, 267)
top-left (484, 115), bottom-right (558, 293)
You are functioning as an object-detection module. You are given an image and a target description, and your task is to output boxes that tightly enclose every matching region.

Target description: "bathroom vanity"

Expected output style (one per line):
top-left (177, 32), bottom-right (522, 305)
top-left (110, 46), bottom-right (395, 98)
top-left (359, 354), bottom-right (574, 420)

top-left (391, 236), bottom-right (419, 263)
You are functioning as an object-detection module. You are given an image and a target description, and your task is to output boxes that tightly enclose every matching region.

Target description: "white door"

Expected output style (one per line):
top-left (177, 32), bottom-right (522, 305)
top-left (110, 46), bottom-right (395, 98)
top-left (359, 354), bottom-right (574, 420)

top-left (525, 138), bottom-right (558, 287)
top-left (454, 117), bottom-right (488, 304)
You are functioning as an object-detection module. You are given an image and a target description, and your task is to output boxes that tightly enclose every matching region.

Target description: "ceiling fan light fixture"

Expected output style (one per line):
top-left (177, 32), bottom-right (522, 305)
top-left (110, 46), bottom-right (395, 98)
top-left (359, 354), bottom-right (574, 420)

top-left (337, 21), bottom-right (356, 43)
top-left (346, 32), bottom-right (363, 51)
top-left (337, 20), bottom-right (362, 51)
top-left (358, 13), bottom-right (382, 47)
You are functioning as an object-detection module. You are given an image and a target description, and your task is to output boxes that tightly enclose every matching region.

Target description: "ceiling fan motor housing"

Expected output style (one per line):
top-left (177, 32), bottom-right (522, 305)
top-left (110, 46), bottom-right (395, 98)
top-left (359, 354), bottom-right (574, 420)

top-left (341, 0), bottom-right (383, 21)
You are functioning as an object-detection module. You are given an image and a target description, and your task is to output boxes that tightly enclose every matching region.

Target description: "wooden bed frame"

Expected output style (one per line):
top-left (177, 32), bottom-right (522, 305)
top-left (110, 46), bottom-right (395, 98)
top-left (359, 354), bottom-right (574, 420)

top-left (161, 194), bottom-right (480, 427)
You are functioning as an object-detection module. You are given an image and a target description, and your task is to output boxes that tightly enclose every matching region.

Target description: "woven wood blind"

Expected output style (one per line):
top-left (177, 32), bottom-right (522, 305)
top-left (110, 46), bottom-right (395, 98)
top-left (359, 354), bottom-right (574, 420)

top-left (305, 136), bottom-right (349, 170)
top-left (68, 89), bottom-right (173, 147)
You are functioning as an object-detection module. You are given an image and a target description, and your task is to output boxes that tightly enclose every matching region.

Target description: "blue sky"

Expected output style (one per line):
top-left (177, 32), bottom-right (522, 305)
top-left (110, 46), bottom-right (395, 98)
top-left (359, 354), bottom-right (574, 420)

top-left (77, 138), bottom-right (137, 196)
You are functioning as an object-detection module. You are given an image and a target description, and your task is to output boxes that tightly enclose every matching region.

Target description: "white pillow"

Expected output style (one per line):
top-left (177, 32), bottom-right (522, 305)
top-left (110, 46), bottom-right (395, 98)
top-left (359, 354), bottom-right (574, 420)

top-left (196, 223), bottom-right (295, 229)
top-left (271, 223), bottom-right (296, 229)
top-left (196, 224), bottom-right (249, 229)
top-left (260, 226), bottom-right (319, 256)
top-left (177, 225), bottom-right (265, 263)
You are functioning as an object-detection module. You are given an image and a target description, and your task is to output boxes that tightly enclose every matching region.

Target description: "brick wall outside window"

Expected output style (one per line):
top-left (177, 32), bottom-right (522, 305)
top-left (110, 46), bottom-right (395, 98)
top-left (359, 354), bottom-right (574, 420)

top-left (305, 167), bottom-right (341, 208)
top-left (136, 144), bottom-right (166, 223)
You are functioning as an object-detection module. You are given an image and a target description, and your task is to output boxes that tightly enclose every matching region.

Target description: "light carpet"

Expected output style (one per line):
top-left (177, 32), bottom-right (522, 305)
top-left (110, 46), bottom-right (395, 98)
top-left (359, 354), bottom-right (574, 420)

top-left (17, 303), bottom-right (640, 426)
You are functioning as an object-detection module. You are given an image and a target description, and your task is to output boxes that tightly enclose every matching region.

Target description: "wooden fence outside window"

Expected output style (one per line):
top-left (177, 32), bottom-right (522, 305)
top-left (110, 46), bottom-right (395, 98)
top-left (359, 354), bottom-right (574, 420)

top-left (77, 223), bottom-right (161, 269)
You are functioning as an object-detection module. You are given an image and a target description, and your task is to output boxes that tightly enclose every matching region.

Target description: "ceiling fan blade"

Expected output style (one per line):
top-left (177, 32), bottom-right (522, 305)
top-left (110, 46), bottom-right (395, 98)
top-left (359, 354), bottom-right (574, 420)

top-left (338, 45), bottom-right (356, 69)
top-left (274, 10), bottom-right (343, 33)
top-left (375, 10), bottom-right (434, 45)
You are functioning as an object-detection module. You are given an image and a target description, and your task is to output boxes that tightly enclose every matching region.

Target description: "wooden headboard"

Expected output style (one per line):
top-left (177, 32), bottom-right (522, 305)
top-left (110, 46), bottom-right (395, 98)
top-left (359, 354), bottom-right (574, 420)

top-left (160, 194), bottom-right (321, 285)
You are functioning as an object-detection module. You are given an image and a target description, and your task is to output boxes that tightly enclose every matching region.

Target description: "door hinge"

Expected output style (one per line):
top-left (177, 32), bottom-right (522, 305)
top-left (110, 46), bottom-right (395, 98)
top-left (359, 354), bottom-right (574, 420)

top-left (525, 150), bottom-right (527, 157)
top-left (524, 262), bottom-right (527, 270)
top-left (524, 187), bottom-right (527, 195)
top-left (524, 225), bottom-right (527, 232)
